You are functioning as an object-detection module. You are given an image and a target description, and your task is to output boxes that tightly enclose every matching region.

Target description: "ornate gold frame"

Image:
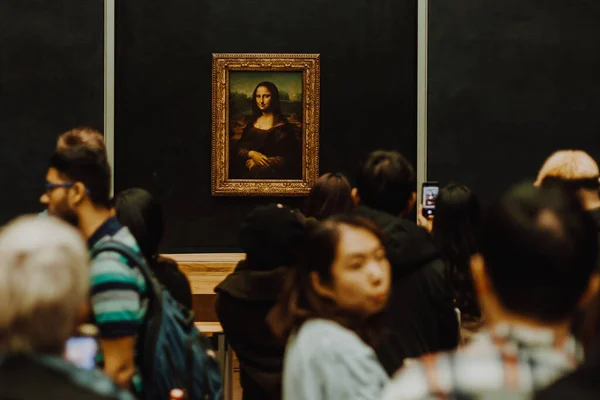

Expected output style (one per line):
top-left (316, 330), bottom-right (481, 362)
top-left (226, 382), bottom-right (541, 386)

top-left (211, 53), bottom-right (320, 196)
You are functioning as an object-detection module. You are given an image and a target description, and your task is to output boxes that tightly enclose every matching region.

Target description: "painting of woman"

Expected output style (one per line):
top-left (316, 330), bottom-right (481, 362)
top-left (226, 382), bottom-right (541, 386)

top-left (229, 81), bottom-right (302, 180)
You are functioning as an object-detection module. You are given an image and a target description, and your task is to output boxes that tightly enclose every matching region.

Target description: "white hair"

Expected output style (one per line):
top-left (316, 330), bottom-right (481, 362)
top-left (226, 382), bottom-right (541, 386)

top-left (0, 215), bottom-right (89, 353)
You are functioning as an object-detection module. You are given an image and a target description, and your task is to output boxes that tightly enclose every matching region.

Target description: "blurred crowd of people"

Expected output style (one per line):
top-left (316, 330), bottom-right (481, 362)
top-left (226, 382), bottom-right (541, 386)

top-left (1, 126), bottom-right (599, 400)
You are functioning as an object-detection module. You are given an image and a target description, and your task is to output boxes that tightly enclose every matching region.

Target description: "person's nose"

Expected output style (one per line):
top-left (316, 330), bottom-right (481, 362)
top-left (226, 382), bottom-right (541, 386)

top-left (366, 260), bottom-right (384, 286)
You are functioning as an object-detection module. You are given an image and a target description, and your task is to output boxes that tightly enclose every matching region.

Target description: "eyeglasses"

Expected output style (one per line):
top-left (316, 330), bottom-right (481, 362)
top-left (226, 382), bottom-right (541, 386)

top-left (44, 182), bottom-right (75, 193)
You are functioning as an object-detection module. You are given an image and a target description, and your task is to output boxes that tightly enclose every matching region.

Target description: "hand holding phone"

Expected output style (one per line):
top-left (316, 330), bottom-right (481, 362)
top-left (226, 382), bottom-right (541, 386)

top-left (421, 182), bottom-right (439, 218)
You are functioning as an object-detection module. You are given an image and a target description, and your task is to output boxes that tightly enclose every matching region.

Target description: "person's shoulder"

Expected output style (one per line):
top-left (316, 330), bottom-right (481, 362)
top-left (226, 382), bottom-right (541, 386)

top-left (295, 319), bottom-right (373, 359)
top-left (354, 206), bottom-right (404, 234)
top-left (1, 355), bottom-right (135, 400)
top-left (354, 206), bottom-right (421, 238)
top-left (90, 227), bottom-right (143, 273)
top-left (382, 358), bottom-right (431, 400)
top-left (153, 256), bottom-right (183, 279)
top-left (297, 319), bottom-right (361, 343)
top-left (385, 341), bottom-right (512, 400)
top-left (67, 368), bottom-right (137, 400)
top-left (281, 119), bottom-right (301, 130)
top-left (383, 351), bottom-right (464, 400)
top-left (111, 227), bottom-right (142, 253)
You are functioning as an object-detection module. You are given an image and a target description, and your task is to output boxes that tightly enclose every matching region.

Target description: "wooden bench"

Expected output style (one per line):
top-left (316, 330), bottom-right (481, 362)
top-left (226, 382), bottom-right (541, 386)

top-left (169, 253), bottom-right (244, 400)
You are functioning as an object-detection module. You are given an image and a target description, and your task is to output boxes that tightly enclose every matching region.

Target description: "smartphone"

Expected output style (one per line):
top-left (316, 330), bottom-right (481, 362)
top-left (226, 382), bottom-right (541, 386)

top-left (65, 336), bottom-right (98, 370)
top-left (421, 182), bottom-right (440, 218)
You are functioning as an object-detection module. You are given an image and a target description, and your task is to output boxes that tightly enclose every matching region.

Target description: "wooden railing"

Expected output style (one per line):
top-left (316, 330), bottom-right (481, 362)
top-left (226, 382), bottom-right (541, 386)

top-left (168, 253), bottom-right (243, 323)
top-left (170, 253), bottom-right (243, 294)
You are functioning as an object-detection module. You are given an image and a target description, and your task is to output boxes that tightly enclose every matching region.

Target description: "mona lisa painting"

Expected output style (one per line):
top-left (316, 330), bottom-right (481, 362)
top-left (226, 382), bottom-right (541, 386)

top-left (212, 54), bottom-right (320, 196)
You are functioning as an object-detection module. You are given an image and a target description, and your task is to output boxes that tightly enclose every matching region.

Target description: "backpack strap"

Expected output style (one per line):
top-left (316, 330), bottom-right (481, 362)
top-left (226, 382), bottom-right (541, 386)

top-left (90, 240), bottom-right (162, 303)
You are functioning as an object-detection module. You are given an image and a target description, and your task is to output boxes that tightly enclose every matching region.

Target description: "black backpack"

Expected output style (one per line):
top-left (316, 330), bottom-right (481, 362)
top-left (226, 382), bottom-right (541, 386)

top-left (91, 241), bottom-right (223, 400)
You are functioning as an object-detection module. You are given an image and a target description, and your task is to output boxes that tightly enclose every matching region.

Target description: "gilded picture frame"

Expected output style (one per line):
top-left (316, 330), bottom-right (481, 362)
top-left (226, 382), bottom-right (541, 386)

top-left (211, 53), bottom-right (320, 196)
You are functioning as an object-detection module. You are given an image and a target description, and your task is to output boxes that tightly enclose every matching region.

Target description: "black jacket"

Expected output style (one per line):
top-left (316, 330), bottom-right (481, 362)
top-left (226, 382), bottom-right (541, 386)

top-left (355, 206), bottom-right (459, 374)
top-left (0, 354), bottom-right (133, 400)
top-left (215, 261), bottom-right (288, 400)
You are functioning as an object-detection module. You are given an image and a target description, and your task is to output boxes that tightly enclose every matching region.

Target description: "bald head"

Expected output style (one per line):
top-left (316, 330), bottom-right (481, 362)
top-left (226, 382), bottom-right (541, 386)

top-left (536, 150), bottom-right (599, 183)
top-left (535, 150), bottom-right (600, 210)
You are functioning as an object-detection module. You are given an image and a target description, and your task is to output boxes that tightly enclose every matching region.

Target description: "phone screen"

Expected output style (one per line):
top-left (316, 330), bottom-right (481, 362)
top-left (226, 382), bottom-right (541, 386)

top-left (422, 183), bottom-right (440, 217)
top-left (65, 336), bottom-right (98, 370)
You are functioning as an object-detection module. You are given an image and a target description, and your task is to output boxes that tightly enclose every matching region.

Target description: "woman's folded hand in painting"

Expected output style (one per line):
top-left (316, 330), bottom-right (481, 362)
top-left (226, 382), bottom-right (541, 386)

top-left (248, 150), bottom-right (269, 167)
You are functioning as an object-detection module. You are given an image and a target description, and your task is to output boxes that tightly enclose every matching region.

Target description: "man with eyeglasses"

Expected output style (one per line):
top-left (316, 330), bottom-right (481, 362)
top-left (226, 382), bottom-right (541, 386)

top-left (40, 146), bottom-right (148, 396)
top-left (40, 126), bottom-right (107, 217)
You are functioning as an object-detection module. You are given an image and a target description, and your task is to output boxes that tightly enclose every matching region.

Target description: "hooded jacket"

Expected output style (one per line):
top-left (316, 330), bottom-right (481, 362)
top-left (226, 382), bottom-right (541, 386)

top-left (215, 261), bottom-right (288, 400)
top-left (355, 205), bottom-right (459, 375)
top-left (215, 203), bottom-right (306, 400)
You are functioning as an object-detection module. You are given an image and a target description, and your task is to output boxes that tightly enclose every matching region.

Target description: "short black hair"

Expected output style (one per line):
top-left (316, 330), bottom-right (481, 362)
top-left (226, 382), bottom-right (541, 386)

top-left (481, 183), bottom-right (598, 323)
top-left (355, 150), bottom-right (416, 215)
top-left (48, 146), bottom-right (111, 208)
top-left (115, 188), bottom-right (164, 260)
top-left (540, 175), bottom-right (600, 193)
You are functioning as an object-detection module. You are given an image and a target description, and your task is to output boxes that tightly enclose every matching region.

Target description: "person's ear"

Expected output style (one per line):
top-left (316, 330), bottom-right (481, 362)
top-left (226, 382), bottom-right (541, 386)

top-left (40, 192), bottom-right (49, 205)
top-left (578, 272), bottom-right (600, 309)
top-left (470, 253), bottom-right (491, 298)
top-left (310, 271), bottom-right (336, 301)
top-left (351, 188), bottom-right (361, 206)
top-left (68, 182), bottom-right (87, 207)
top-left (403, 192), bottom-right (417, 215)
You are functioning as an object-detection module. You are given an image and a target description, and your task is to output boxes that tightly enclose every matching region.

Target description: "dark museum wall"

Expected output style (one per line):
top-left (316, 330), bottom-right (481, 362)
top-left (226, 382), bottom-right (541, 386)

top-left (427, 0), bottom-right (600, 206)
top-left (5, 1), bottom-right (596, 254)
top-left (0, 1), bottom-right (104, 225)
top-left (114, 0), bottom-right (418, 252)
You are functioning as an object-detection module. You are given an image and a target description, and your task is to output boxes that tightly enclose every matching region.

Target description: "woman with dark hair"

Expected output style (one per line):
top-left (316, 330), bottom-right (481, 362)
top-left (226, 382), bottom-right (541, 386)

top-left (268, 215), bottom-right (390, 400)
top-left (114, 188), bottom-right (192, 309)
top-left (232, 81), bottom-right (301, 180)
top-left (305, 173), bottom-right (355, 220)
top-left (419, 183), bottom-right (482, 342)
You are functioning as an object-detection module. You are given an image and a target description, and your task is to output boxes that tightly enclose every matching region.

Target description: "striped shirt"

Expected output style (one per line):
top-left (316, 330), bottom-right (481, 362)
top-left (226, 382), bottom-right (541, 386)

top-left (88, 217), bottom-right (148, 338)
top-left (382, 323), bottom-right (582, 400)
